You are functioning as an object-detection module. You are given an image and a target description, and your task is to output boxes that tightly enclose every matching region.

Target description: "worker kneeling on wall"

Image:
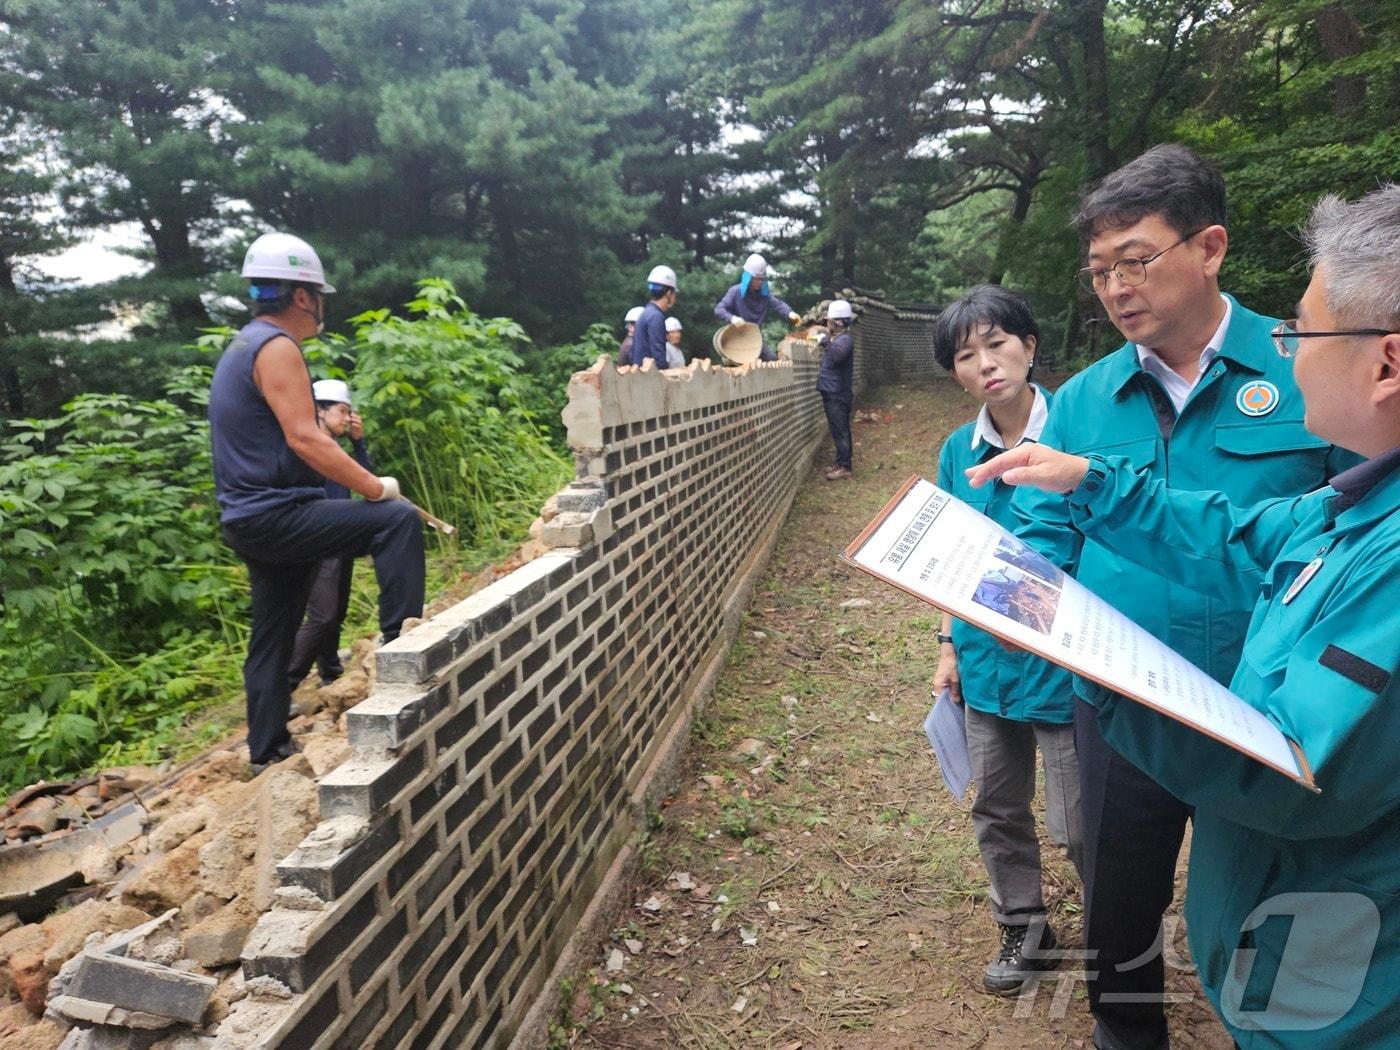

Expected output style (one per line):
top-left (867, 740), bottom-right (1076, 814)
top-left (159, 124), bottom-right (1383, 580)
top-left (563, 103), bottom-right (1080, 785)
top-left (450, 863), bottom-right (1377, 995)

top-left (208, 232), bottom-right (426, 772)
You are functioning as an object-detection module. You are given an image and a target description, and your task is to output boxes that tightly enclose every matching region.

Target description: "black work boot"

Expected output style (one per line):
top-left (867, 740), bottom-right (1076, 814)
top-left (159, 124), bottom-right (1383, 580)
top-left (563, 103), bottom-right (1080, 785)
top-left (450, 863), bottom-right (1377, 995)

top-left (984, 920), bottom-right (1060, 995)
top-left (250, 738), bottom-right (302, 776)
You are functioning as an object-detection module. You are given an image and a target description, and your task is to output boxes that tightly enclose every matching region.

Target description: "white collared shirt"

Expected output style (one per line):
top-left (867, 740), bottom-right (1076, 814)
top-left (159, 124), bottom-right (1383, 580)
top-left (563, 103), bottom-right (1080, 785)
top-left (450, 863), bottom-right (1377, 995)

top-left (972, 384), bottom-right (1050, 451)
top-left (1134, 294), bottom-right (1232, 413)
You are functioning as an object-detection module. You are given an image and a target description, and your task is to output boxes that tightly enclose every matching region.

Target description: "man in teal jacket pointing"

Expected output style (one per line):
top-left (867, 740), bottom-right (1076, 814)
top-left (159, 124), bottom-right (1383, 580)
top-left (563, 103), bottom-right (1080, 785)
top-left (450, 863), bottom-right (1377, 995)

top-left (970, 183), bottom-right (1400, 1049)
top-left (1012, 145), bottom-right (1356, 1050)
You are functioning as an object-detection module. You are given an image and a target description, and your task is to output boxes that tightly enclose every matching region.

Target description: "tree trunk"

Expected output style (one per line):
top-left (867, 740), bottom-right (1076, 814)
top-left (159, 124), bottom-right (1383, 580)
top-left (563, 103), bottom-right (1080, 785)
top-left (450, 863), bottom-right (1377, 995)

top-left (486, 179), bottom-right (522, 289)
top-left (819, 238), bottom-right (837, 292)
top-left (987, 163), bottom-right (1040, 285)
top-left (143, 212), bottom-right (211, 328)
top-left (840, 210), bottom-right (857, 286)
top-left (686, 138), bottom-right (707, 266)
top-left (1075, 0), bottom-right (1116, 181)
top-left (1314, 4), bottom-right (1367, 114)
top-left (0, 255), bottom-right (23, 416)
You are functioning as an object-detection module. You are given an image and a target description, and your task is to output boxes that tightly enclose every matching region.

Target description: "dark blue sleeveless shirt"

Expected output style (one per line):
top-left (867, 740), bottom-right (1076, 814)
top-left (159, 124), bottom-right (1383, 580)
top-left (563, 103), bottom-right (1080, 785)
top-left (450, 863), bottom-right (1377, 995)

top-left (208, 319), bottom-right (325, 522)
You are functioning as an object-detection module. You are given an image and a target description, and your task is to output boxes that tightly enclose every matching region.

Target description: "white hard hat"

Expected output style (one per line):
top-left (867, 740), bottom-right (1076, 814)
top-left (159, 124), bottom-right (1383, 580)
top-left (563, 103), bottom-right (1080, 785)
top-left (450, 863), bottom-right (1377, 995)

top-left (624, 306), bottom-right (644, 324)
top-left (826, 299), bottom-right (854, 321)
top-left (743, 253), bottom-right (768, 279)
top-left (646, 265), bottom-right (678, 289)
top-left (665, 316), bottom-right (683, 332)
top-left (312, 379), bottom-right (353, 406)
top-left (242, 232), bottom-right (336, 293)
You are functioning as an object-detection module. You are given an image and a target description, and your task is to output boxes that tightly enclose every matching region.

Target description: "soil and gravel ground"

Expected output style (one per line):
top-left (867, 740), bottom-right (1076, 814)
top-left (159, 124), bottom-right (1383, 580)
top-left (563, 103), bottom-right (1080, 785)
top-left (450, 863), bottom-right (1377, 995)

top-left (557, 380), bottom-right (1234, 1050)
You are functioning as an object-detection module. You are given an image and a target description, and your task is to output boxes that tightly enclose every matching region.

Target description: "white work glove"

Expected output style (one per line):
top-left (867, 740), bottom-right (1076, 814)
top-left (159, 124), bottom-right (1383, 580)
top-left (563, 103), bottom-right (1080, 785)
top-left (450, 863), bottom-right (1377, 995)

top-left (729, 316), bottom-right (746, 328)
top-left (371, 476), bottom-right (401, 501)
top-left (788, 311), bottom-right (801, 324)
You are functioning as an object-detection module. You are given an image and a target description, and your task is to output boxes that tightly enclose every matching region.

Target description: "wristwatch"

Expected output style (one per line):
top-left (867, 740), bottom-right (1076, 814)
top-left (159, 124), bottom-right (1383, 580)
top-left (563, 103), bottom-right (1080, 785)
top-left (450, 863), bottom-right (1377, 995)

top-left (937, 633), bottom-right (954, 645)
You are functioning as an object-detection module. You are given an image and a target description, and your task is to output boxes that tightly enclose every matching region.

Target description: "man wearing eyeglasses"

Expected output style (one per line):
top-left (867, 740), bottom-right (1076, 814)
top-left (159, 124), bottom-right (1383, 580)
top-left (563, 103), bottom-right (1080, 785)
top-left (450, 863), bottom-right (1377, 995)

top-left (1011, 145), bottom-right (1356, 1050)
top-left (972, 183), bottom-right (1399, 1050)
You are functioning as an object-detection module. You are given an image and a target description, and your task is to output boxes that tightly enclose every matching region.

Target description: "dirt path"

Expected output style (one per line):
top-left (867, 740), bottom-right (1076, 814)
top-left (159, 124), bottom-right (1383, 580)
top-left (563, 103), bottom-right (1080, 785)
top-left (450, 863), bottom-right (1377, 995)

top-left (555, 380), bottom-right (1234, 1050)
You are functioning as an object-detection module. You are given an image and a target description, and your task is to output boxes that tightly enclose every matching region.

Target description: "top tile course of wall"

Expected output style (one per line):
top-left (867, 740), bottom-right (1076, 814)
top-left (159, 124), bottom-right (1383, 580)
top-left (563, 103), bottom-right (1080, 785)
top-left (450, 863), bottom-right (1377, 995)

top-left (234, 338), bottom-right (832, 1050)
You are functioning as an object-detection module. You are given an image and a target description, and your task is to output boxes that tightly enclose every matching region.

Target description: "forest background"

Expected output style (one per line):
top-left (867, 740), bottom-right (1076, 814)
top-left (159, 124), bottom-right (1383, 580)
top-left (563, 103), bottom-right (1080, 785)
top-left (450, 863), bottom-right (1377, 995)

top-left (1, 0), bottom-right (1396, 790)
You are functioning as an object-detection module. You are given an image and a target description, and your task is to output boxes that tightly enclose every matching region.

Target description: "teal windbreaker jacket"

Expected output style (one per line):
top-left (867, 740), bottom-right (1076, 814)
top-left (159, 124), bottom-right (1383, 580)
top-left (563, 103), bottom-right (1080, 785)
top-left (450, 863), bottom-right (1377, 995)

top-left (1064, 450), bottom-right (1400, 1048)
top-left (936, 388), bottom-right (1074, 724)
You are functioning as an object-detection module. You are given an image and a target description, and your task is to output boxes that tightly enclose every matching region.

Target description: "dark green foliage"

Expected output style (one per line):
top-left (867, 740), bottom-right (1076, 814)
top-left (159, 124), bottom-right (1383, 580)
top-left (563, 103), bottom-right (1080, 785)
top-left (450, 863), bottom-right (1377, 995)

top-left (0, 0), bottom-right (240, 329)
top-left (4, 0), bottom-right (1396, 364)
top-left (2, 335), bottom-right (204, 423)
top-left (519, 323), bottom-right (623, 443)
top-left (0, 365), bottom-right (241, 788)
top-left (0, 283), bottom-right (573, 792)
top-left (1178, 0), bottom-right (1400, 321)
top-left (331, 279), bottom-right (572, 542)
top-left (213, 0), bottom-right (656, 340)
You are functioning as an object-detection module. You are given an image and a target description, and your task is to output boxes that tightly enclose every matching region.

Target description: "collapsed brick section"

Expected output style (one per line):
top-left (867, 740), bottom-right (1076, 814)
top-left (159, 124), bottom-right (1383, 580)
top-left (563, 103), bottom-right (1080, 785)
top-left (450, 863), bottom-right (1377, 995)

top-left (234, 334), bottom-right (899, 1050)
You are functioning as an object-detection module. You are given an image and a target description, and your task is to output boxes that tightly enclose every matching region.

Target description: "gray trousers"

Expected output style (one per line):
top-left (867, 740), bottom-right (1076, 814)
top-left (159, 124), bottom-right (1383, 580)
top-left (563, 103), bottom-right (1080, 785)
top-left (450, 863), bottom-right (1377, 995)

top-left (965, 704), bottom-right (1085, 926)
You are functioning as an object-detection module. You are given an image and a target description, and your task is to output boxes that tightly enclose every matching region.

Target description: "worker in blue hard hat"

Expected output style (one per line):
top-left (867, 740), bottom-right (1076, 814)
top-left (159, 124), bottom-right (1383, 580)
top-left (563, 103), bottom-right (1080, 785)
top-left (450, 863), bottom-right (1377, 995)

top-left (629, 265), bottom-right (678, 370)
top-left (714, 253), bottom-right (803, 362)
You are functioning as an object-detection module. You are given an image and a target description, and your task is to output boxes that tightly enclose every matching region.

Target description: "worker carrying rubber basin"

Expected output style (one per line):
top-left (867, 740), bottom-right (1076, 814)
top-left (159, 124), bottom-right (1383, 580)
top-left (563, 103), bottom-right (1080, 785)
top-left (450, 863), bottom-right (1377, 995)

top-left (713, 253), bottom-right (804, 361)
top-left (712, 319), bottom-right (764, 364)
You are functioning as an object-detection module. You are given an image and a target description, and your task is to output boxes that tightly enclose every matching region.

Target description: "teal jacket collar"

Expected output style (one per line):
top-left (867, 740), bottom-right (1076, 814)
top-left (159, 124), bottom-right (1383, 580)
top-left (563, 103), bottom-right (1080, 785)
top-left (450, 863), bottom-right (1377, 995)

top-left (1328, 447), bottom-right (1400, 533)
top-left (1103, 294), bottom-right (1276, 398)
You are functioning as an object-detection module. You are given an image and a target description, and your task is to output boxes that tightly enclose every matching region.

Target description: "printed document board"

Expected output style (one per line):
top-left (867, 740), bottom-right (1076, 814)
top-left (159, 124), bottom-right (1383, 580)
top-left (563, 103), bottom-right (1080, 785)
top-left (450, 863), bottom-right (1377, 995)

top-left (843, 476), bottom-right (1317, 792)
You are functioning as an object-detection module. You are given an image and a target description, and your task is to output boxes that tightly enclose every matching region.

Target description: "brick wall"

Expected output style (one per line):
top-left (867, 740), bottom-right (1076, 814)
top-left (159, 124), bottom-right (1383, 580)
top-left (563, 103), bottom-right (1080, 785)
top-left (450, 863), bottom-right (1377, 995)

top-left (235, 342), bottom-right (834, 1050)
top-left (233, 311), bottom-right (935, 1050)
top-left (851, 296), bottom-right (945, 386)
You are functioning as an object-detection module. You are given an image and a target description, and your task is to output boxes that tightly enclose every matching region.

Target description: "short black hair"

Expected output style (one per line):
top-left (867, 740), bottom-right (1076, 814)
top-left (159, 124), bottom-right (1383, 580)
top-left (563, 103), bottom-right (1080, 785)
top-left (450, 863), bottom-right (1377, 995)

top-left (249, 279), bottom-right (319, 317)
top-left (1073, 144), bottom-right (1226, 242)
top-left (932, 285), bottom-right (1040, 372)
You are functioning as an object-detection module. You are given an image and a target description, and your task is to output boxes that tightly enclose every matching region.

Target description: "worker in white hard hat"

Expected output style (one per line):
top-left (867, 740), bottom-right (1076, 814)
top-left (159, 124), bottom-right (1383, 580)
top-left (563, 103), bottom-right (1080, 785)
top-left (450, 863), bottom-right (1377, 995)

top-left (664, 316), bottom-right (687, 370)
top-left (208, 231), bottom-right (425, 771)
top-left (284, 379), bottom-right (374, 690)
top-left (628, 265), bottom-right (678, 370)
top-left (618, 305), bottom-right (644, 365)
top-left (817, 299), bottom-right (856, 479)
top-left (713, 252), bottom-right (803, 362)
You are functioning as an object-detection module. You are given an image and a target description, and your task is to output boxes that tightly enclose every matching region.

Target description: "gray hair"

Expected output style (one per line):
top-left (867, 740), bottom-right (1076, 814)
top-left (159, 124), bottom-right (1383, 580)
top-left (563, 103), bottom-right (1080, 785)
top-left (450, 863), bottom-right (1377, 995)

top-left (1302, 184), bottom-right (1400, 330)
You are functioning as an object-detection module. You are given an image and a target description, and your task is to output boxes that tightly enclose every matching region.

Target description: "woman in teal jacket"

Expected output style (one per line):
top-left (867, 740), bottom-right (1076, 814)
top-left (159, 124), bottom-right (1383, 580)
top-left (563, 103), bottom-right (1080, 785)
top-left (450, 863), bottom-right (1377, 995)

top-left (966, 184), bottom-right (1400, 1049)
top-left (931, 285), bottom-right (1084, 995)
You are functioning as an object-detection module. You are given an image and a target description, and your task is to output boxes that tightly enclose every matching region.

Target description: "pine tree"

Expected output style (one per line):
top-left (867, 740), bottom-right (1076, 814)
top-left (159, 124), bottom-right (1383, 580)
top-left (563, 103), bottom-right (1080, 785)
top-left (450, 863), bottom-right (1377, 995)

top-left (0, 0), bottom-right (239, 331)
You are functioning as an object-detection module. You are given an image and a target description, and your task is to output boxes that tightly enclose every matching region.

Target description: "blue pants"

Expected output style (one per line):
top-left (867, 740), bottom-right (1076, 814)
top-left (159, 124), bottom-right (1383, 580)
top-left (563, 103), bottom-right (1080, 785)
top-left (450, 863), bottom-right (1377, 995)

top-left (821, 391), bottom-right (853, 469)
top-left (223, 498), bottom-right (424, 763)
top-left (1076, 699), bottom-right (1191, 1050)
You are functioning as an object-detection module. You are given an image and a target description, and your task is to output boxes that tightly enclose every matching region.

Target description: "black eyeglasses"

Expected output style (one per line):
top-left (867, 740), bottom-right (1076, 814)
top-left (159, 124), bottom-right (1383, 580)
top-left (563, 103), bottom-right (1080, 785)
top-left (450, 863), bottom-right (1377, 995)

top-left (1077, 228), bottom-right (1207, 294)
top-left (1271, 321), bottom-right (1394, 358)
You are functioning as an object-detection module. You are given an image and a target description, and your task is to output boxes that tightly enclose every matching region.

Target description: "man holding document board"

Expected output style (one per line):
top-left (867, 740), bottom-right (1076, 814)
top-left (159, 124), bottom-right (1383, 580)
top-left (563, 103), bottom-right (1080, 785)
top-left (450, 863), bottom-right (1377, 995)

top-left (846, 184), bottom-right (1398, 1047)
top-left (1010, 146), bottom-right (1356, 1050)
